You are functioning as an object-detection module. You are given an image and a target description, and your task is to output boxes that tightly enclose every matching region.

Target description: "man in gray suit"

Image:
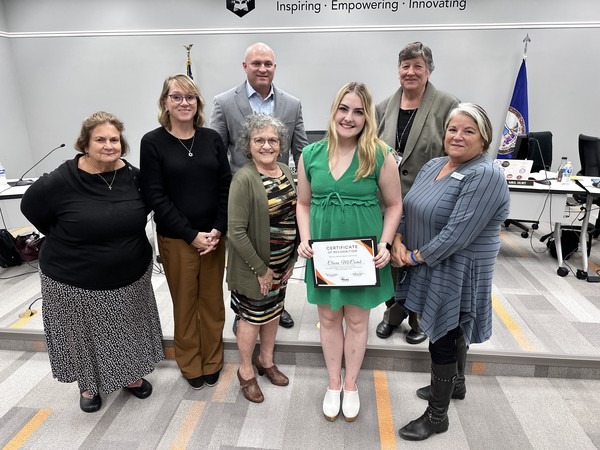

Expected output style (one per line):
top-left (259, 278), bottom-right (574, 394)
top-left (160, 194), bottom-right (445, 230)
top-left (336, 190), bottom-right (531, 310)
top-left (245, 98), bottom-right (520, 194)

top-left (210, 42), bottom-right (308, 330)
top-left (210, 42), bottom-right (308, 174)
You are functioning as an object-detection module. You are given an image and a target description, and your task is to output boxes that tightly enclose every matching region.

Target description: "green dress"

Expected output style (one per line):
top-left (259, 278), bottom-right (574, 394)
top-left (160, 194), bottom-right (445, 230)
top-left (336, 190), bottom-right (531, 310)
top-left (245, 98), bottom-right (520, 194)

top-left (303, 140), bottom-right (393, 311)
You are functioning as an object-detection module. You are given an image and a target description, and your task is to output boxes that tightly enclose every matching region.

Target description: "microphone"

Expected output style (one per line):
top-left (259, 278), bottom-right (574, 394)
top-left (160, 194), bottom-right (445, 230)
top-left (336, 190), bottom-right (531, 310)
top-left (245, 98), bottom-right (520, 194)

top-left (14, 143), bottom-right (66, 186)
top-left (528, 135), bottom-right (551, 185)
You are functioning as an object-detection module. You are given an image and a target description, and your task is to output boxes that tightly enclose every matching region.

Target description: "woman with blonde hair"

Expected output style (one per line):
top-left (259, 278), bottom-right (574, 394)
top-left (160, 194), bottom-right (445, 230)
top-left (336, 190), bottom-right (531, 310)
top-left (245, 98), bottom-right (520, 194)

top-left (297, 82), bottom-right (402, 422)
top-left (140, 74), bottom-right (231, 390)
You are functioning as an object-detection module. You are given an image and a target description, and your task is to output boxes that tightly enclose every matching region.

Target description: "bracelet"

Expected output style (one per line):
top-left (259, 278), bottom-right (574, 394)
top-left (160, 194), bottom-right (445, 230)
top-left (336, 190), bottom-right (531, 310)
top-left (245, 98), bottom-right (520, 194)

top-left (410, 251), bottom-right (421, 265)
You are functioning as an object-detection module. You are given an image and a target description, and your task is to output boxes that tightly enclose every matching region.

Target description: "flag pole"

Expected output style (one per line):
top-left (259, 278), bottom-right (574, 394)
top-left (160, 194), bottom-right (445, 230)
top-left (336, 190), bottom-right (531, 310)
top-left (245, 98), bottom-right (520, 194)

top-left (184, 44), bottom-right (193, 79)
top-left (498, 38), bottom-right (530, 158)
top-left (523, 34), bottom-right (531, 59)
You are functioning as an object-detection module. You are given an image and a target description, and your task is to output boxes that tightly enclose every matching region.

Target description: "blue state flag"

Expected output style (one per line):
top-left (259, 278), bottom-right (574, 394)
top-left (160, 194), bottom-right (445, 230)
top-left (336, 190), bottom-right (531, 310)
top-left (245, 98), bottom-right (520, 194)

top-left (498, 59), bottom-right (528, 159)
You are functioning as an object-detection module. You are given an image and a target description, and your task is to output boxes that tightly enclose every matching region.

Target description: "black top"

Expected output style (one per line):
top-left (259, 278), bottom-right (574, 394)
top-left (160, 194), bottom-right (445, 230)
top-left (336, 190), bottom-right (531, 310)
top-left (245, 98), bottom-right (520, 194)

top-left (20, 155), bottom-right (152, 290)
top-left (139, 127), bottom-right (231, 244)
top-left (395, 108), bottom-right (418, 156)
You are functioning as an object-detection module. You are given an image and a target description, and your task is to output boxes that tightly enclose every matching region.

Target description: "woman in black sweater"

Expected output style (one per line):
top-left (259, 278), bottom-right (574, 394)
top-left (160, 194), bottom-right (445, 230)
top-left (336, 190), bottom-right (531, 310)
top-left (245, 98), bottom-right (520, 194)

top-left (140, 74), bottom-right (231, 390)
top-left (21, 111), bottom-right (164, 413)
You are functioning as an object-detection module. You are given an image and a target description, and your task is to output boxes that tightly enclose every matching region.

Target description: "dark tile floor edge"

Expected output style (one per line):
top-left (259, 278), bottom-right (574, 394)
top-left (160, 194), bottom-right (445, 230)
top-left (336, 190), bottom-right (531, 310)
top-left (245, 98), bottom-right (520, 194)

top-left (2, 330), bottom-right (599, 379)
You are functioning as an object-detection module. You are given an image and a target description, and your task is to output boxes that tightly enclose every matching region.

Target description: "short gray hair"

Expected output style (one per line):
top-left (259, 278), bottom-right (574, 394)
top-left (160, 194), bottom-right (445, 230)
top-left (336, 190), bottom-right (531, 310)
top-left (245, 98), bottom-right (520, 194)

top-left (238, 113), bottom-right (288, 159)
top-left (445, 103), bottom-right (493, 151)
top-left (398, 41), bottom-right (435, 73)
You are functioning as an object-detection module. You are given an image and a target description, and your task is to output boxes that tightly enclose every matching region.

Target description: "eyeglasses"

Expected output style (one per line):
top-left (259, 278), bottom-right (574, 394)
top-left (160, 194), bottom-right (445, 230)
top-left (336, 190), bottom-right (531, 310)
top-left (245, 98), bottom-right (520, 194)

top-left (168, 94), bottom-right (197, 104)
top-left (253, 137), bottom-right (280, 147)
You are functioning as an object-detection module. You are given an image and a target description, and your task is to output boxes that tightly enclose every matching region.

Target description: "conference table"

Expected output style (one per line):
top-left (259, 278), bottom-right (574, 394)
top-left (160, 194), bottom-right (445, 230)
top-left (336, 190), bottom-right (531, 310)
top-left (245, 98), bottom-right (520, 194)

top-left (0, 181), bottom-right (34, 231)
top-left (574, 177), bottom-right (600, 281)
top-left (506, 178), bottom-right (595, 278)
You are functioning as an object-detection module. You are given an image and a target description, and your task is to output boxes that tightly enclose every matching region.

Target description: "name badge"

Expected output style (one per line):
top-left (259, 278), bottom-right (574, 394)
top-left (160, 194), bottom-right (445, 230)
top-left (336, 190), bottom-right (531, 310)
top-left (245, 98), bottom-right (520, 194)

top-left (451, 172), bottom-right (465, 181)
top-left (395, 154), bottom-right (403, 167)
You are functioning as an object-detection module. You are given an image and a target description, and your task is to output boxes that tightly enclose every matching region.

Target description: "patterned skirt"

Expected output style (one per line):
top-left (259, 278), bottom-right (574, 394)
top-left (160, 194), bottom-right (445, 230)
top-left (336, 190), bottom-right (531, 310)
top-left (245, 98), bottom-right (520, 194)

top-left (231, 288), bottom-right (286, 325)
top-left (40, 264), bottom-right (164, 396)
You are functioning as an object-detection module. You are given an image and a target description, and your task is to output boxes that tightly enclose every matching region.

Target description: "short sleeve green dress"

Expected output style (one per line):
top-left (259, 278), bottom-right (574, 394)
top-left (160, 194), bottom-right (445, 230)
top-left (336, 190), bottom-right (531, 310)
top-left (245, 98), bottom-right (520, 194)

top-left (303, 140), bottom-right (393, 311)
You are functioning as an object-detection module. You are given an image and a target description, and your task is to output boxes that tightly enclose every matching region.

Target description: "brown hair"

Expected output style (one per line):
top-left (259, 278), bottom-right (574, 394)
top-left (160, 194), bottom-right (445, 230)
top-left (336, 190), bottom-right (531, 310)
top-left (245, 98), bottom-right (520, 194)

top-left (74, 111), bottom-right (130, 156)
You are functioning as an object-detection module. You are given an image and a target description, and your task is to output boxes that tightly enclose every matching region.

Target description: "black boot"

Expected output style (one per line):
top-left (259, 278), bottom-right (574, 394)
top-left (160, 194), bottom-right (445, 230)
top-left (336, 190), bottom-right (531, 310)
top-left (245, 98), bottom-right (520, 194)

top-left (417, 335), bottom-right (468, 400)
top-left (399, 362), bottom-right (456, 441)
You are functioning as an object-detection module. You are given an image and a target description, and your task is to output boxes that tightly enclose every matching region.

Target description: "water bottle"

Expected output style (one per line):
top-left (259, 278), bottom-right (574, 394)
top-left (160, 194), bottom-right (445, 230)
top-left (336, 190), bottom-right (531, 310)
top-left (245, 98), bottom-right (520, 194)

top-left (561, 161), bottom-right (573, 185)
top-left (0, 162), bottom-right (7, 186)
top-left (556, 157), bottom-right (567, 183)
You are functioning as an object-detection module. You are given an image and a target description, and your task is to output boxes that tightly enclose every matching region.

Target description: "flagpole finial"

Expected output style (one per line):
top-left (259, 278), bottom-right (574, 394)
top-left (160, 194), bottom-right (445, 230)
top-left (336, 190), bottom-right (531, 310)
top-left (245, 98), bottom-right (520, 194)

top-left (523, 34), bottom-right (531, 59)
top-left (183, 44), bottom-right (194, 80)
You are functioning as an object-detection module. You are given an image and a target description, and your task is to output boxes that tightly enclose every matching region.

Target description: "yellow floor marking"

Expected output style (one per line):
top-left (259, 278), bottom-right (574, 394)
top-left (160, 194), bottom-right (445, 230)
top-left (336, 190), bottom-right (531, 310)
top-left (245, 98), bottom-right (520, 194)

top-left (499, 231), bottom-right (531, 257)
top-left (471, 361), bottom-right (487, 376)
top-left (373, 370), bottom-right (397, 450)
top-left (3, 408), bottom-right (51, 450)
top-left (9, 311), bottom-right (39, 329)
top-left (210, 363), bottom-right (235, 403)
top-left (170, 401), bottom-right (205, 450)
top-left (492, 293), bottom-right (535, 351)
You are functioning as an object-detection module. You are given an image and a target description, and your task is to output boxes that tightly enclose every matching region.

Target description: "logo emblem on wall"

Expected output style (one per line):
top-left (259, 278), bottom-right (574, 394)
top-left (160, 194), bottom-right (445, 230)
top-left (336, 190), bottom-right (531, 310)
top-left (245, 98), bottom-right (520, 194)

top-left (227, 0), bottom-right (255, 17)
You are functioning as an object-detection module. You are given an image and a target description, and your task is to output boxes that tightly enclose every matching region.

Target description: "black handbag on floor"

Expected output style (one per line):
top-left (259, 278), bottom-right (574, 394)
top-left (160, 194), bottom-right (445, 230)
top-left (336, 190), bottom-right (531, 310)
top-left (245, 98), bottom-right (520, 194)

top-left (0, 229), bottom-right (22, 268)
top-left (540, 230), bottom-right (582, 260)
top-left (15, 232), bottom-right (45, 262)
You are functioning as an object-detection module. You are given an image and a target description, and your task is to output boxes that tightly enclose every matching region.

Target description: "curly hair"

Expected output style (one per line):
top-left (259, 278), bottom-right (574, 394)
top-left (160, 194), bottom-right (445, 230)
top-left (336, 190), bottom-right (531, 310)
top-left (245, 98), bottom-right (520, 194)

top-left (238, 113), bottom-right (289, 160)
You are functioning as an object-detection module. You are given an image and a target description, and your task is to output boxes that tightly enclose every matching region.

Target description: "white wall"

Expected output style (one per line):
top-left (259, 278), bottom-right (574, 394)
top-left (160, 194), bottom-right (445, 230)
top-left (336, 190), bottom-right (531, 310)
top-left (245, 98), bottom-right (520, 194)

top-left (1, 0), bottom-right (600, 176)
top-left (0, 1), bottom-right (32, 179)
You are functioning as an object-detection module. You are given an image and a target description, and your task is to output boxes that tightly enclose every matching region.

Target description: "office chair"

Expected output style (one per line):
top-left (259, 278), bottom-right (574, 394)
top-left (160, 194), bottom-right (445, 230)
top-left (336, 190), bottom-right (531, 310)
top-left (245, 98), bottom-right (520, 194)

top-left (571, 134), bottom-right (600, 240)
top-left (306, 130), bottom-right (327, 144)
top-left (504, 131), bottom-right (553, 238)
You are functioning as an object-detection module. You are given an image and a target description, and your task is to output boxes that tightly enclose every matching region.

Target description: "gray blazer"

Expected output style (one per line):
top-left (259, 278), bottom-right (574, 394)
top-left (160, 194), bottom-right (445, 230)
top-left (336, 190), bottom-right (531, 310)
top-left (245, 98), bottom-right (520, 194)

top-left (209, 81), bottom-right (309, 174)
top-left (376, 82), bottom-right (459, 198)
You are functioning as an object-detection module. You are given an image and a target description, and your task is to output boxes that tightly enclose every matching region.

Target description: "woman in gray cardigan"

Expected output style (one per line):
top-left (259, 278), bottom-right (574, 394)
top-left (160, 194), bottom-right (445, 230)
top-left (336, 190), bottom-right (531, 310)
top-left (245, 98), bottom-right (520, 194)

top-left (227, 114), bottom-right (298, 403)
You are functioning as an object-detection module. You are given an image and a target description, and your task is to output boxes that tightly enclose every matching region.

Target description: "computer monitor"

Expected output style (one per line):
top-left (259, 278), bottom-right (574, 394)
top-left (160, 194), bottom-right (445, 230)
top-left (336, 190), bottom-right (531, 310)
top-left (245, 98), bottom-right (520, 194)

top-left (513, 132), bottom-right (552, 173)
top-left (513, 134), bottom-right (530, 161)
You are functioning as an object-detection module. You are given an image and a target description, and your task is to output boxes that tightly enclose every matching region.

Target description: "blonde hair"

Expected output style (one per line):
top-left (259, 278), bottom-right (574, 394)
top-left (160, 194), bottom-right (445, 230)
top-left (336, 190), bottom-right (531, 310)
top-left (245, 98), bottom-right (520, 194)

top-left (157, 74), bottom-right (205, 130)
top-left (326, 82), bottom-right (388, 180)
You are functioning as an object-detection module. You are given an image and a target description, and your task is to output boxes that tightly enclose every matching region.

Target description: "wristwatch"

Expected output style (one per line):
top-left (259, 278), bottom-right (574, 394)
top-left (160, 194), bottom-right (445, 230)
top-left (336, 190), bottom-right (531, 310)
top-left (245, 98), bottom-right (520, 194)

top-left (380, 242), bottom-right (392, 251)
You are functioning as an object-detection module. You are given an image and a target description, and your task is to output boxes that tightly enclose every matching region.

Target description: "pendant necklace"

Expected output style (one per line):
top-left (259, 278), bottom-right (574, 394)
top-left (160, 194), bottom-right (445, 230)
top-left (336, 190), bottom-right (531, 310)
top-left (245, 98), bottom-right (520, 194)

top-left (396, 108), bottom-right (417, 151)
top-left (84, 155), bottom-right (118, 190)
top-left (97, 170), bottom-right (118, 190)
top-left (177, 134), bottom-right (195, 157)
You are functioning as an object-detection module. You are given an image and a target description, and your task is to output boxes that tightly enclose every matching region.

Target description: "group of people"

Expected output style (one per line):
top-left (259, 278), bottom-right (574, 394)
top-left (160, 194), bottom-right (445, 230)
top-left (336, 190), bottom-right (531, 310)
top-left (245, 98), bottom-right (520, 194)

top-left (20, 40), bottom-right (510, 441)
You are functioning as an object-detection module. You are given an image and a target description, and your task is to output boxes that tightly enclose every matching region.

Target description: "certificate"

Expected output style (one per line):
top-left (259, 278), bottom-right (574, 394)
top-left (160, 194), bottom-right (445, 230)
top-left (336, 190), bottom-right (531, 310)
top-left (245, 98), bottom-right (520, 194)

top-left (310, 236), bottom-right (379, 288)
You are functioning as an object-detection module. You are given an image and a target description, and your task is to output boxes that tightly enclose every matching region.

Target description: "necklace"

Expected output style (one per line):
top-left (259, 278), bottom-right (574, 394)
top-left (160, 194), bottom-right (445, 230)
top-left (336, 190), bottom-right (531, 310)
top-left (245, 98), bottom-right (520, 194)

top-left (396, 108), bottom-right (417, 152)
top-left (96, 170), bottom-right (118, 190)
top-left (177, 134), bottom-right (195, 157)
top-left (83, 156), bottom-right (118, 190)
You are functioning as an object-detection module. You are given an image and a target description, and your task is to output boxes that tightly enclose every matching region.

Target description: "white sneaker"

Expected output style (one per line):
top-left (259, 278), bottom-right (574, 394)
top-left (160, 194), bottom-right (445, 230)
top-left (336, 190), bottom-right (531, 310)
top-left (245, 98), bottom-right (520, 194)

top-left (323, 387), bottom-right (342, 421)
top-left (342, 385), bottom-right (360, 422)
